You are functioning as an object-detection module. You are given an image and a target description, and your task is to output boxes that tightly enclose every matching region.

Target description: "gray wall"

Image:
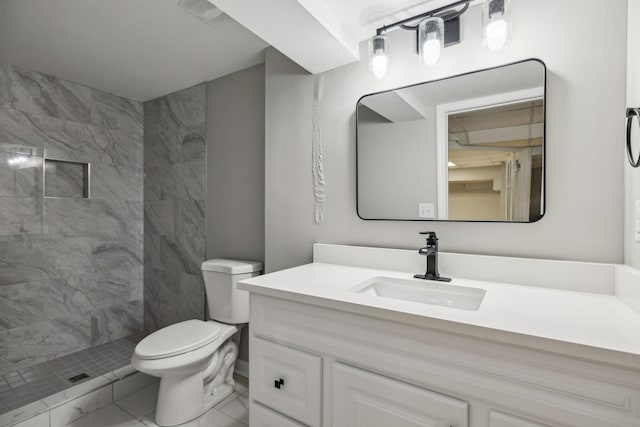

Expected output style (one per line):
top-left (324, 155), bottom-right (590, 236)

top-left (0, 64), bottom-right (144, 374)
top-left (206, 65), bottom-right (265, 366)
top-left (143, 84), bottom-right (207, 331)
top-left (265, 0), bottom-right (626, 273)
top-left (206, 64), bottom-right (265, 262)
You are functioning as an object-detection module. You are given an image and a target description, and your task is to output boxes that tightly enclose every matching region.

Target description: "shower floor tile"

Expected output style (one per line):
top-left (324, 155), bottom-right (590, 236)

top-left (0, 334), bottom-right (144, 415)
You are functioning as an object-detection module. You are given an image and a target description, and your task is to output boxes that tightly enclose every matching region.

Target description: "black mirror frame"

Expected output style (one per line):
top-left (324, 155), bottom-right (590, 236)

top-left (355, 58), bottom-right (547, 223)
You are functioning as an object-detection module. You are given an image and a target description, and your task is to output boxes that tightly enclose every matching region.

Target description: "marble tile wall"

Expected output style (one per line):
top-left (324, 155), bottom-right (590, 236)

top-left (143, 85), bottom-right (207, 331)
top-left (0, 64), bottom-right (144, 375)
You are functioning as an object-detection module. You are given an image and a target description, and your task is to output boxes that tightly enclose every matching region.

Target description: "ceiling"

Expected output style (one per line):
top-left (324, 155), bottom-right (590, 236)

top-left (208, 0), bottom-right (469, 74)
top-left (449, 100), bottom-right (544, 169)
top-left (0, 0), bottom-right (468, 101)
top-left (320, 0), bottom-right (467, 40)
top-left (0, 0), bottom-right (268, 101)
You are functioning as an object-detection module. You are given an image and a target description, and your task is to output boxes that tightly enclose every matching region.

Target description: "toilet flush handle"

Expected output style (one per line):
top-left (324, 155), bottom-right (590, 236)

top-left (274, 378), bottom-right (285, 389)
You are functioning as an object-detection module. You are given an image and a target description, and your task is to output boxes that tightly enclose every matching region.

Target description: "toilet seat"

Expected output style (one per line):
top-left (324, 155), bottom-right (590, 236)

top-left (135, 319), bottom-right (222, 360)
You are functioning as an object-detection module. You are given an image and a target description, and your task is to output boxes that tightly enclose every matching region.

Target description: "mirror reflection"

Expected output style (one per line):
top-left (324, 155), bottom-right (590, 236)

top-left (356, 59), bottom-right (545, 222)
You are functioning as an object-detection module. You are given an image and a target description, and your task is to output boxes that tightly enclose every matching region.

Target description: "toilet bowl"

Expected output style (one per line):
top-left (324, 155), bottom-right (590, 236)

top-left (132, 259), bottom-right (262, 427)
top-left (132, 319), bottom-right (239, 426)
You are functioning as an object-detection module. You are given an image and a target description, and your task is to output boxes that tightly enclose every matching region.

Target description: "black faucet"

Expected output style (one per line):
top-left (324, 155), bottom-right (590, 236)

top-left (414, 231), bottom-right (451, 282)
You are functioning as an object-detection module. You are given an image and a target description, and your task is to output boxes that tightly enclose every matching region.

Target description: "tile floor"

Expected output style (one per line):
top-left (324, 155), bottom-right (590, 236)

top-left (64, 376), bottom-right (249, 427)
top-left (1, 336), bottom-right (143, 415)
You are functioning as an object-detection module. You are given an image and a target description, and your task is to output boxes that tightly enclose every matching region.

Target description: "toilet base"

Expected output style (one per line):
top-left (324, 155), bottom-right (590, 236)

top-left (154, 376), bottom-right (235, 426)
top-left (152, 337), bottom-right (239, 426)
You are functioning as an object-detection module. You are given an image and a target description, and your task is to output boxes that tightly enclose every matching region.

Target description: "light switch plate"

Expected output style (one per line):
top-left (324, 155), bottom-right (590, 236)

top-left (636, 200), bottom-right (640, 242)
top-left (418, 203), bottom-right (435, 219)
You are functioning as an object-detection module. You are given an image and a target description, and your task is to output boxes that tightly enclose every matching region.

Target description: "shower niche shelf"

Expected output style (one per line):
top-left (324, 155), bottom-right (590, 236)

top-left (44, 159), bottom-right (89, 198)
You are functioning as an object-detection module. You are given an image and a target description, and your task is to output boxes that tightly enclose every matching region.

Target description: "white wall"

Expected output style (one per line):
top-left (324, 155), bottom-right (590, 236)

top-left (265, 0), bottom-right (627, 273)
top-left (358, 111), bottom-right (437, 219)
top-left (625, 0), bottom-right (640, 268)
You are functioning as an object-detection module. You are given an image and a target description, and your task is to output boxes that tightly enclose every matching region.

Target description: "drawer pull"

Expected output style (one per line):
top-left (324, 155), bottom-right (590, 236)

top-left (274, 378), bottom-right (285, 389)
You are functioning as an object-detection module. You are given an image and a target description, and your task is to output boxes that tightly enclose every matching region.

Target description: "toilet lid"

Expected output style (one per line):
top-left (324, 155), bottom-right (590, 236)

top-left (135, 320), bottom-right (222, 360)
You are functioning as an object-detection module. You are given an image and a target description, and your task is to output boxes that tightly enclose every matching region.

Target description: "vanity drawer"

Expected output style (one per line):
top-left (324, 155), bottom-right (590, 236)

top-left (251, 337), bottom-right (322, 427)
top-left (250, 402), bottom-right (306, 427)
top-left (489, 410), bottom-right (549, 427)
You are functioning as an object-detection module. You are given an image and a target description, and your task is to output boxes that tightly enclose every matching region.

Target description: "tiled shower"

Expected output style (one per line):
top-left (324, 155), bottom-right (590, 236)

top-left (143, 84), bottom-right (207, 331)
top-left (0, 64), bottom-right (207, 416)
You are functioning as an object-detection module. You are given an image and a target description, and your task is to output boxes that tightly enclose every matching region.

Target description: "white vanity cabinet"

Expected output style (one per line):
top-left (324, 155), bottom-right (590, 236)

top-left (248, 294), bottom-right (640, 427)
top-left (332, 362), bottom-right (468, 427)
top-left (250, 337), bottom-right (467, 427)
top-left (487, 411), bottom-right (549, 427)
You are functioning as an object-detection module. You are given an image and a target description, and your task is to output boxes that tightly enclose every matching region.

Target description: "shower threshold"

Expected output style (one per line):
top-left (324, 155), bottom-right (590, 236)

top-left (0, 335), bottom-right (143, 418)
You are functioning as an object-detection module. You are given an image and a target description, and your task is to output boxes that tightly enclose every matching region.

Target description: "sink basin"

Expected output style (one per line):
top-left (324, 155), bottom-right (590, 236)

top-left (349, 276), bottom-right (486, 311)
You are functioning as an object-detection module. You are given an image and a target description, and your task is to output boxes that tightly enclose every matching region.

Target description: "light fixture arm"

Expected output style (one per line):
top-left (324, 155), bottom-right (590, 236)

top-left (367, 0), bottom-right (511, 79)
top-left (375, 0), bottom-right (470, 36)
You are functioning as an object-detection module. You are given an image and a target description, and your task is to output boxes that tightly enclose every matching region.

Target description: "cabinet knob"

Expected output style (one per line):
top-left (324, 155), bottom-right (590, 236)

top-left (274, 378), bottom-right (285, 389)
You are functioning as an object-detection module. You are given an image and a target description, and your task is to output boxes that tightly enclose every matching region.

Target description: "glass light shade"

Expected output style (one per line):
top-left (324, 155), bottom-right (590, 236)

top-left (418, 17), bottom-right (444, 66)
top-left (369, 35), bottom-right (389, 79)
top-left (483, 0), bottom-right (512, 50)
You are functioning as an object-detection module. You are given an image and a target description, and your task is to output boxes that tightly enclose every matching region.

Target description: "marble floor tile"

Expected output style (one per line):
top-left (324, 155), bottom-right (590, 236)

top-left (113, 383), bottom-right (159, 418)
top-left (59, 370), bottom-right (250, 427)
top-left (42, 374), bottom-right (113, 408)
top-left (12, 410), bottom-right (49, 427)
top-left (140, 407), bottom-right (247, 427)
top-left (105, 366), bottom-right (137, 382)
top-left (112, 373), bottom-right (157, 401)
top-left (219, 395), bottom-right (249, 425)
top-left (49, 384), bottom-right (112, 427)
top-left (65, 404), bottom-right (146, 427)
top-left (0, 400), bottom-right (47, 427)
top-left (214, 391), bottom-right (239, 411)
top-left (232, 376), bottom-right (248, 396)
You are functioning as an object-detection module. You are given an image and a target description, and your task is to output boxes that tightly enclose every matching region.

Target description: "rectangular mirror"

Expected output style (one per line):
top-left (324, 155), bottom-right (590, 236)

top-left (356, 59), bottom-right (545, 222)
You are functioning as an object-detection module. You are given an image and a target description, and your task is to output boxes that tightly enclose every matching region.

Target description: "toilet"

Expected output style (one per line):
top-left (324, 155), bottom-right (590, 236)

top-left (131, 259), bottom-right (262, 427)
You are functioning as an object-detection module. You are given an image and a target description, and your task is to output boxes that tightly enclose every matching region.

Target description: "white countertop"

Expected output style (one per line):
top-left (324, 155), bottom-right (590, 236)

top-left (238, 262), bottom-right (640, 371)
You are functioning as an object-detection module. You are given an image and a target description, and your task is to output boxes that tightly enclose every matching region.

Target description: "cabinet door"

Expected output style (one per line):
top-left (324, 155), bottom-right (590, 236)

top-left (489, 410), bottom-right (549, 427)
top-left (251, 337), bottom-right (322, 426)
top-left (250, 402), bottom-right (305, 427)
top-left (332, 363), bottom-right (468, 427)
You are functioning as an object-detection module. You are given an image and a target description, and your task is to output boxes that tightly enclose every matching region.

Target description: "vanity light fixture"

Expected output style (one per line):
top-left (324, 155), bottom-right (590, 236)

top-left (368, 0), bottom-right (512, 79)
top-left (418, 17), bottom-right (445, 66)
top-left (483, 0), bottom-right (512, 50)
top-left (369, 34), bottom-right (390, 79)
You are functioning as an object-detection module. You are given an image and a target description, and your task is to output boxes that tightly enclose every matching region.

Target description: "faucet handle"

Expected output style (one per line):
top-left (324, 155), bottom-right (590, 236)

top-left (419, 231), bottom-right (438, 247)
top-left (419, 231), bottom-right (437, 238)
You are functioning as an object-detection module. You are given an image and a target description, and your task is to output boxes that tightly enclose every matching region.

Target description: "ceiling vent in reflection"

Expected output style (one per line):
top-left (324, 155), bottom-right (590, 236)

top-left (178, 0), bottom-right (229, 26)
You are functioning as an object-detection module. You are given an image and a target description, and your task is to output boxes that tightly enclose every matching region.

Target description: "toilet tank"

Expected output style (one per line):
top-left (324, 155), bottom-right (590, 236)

top-left (201, 259), bottom-right (263, 324)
